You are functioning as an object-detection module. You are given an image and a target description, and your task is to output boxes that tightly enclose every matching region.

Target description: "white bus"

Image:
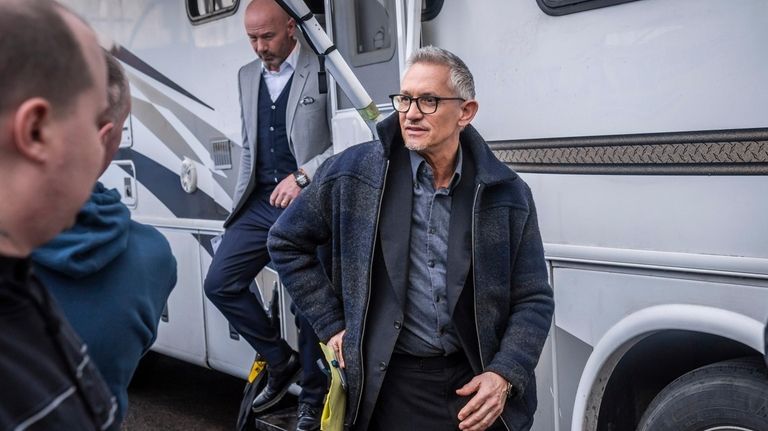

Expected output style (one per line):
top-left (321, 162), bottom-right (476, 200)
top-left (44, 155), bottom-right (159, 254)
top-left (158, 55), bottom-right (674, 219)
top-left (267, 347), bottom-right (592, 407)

top-left (64, 0), bottom-right (768, 430)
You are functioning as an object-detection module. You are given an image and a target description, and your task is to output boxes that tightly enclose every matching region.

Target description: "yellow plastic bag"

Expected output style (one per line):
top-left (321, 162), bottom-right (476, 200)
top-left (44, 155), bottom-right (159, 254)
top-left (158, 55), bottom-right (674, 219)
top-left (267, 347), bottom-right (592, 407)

top-left (319, 343), bottom-right (347, 431)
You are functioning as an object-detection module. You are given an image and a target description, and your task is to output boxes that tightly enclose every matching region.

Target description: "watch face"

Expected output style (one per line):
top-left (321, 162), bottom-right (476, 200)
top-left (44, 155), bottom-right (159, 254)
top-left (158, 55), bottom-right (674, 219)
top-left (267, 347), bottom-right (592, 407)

top-left (294, 172), bottom-right (310, 188)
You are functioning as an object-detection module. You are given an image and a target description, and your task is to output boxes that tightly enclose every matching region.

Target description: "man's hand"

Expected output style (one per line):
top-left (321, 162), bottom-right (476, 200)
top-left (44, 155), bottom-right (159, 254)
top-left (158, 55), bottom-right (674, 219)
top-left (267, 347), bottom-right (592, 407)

top-left (456, 371), bottom-right (509, 431)
top-left (269, 174), bottom-right (302, 208)
top-left (327, 330), bottom-right (346, 368)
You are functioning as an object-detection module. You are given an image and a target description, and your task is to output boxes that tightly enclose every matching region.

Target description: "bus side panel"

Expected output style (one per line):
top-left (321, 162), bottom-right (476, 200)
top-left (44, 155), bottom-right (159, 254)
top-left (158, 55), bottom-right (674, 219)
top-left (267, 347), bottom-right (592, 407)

top-left (522, 173), bottom-right (768, 260)
top-left (200, 235), bottom-right (257, 379)
top-left (152, 228), bottom-right (208, 367)
top-left (422, 0), bottom-right (768, 140)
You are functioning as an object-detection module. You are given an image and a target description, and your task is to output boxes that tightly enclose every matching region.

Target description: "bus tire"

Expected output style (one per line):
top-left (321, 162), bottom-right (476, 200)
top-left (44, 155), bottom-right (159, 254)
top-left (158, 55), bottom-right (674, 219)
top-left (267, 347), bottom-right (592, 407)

top-left (637, 357), bottom-right (768, 431)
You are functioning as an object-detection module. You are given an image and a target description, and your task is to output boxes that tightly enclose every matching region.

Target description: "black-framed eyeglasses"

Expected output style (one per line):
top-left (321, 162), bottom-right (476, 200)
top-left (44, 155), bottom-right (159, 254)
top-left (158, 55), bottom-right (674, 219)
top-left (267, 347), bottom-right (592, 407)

top-left (388, 94), bottom-right (466, 115)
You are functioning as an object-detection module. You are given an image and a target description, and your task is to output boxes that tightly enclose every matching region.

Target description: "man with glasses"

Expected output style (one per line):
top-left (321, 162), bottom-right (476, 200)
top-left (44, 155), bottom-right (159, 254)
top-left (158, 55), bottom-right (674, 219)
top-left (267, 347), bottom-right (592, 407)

top-left (269, 46), bottom-right (554, 431)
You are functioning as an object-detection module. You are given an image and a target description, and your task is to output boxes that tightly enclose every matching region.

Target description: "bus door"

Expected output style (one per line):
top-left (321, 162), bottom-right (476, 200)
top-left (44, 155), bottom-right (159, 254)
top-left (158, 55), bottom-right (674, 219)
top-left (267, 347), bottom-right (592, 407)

top-left (326, 0), bottom-right (427, 152)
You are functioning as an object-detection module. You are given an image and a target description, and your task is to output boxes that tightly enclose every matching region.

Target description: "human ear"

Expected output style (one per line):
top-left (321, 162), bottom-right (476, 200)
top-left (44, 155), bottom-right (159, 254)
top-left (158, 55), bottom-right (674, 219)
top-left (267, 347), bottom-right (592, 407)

top-left (458, 99), bottom-right (479, 128)
top-left (13, 98), bottom-right (53, 163)
top-left (98, 121), bottom-right (115, 146)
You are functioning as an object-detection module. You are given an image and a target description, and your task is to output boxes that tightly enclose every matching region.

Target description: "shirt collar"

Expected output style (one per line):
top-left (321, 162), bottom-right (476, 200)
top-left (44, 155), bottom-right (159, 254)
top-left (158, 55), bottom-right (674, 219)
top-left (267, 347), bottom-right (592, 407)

top-left (262, 40), bottom-right (300, 75)
top-left (409, 145), bottom-right (463, 193)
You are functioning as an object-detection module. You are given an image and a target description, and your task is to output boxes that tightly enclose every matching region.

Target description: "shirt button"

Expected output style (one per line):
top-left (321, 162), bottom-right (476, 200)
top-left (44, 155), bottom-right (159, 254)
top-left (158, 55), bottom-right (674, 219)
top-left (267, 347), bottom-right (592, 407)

top-left (394, 320), bottom-right (402, 330)
top-left (271, 105), bottom-right (276, 110)
top-left (379, 362), bottom-right (387, 372)
top-left (270, 148), bottom-right (274, 153)
top-left (427, 260), bottom-right (435, 268)
top-left (439, 327), bottom-right (446, 336)
top-left (429, 227), bottom-right (435, 234)
top-left (269, 126), bottom-right (274, 131)
top-left (435, 296), bottom-right (441, 303)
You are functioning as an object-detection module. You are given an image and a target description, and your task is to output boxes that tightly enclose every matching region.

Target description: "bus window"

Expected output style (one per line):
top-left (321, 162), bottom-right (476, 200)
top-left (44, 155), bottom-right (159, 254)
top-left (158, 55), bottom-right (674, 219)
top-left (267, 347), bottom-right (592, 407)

top-left (349, 0), bottom-right (396, 67)
top-left (331, 0), bottom-right (400, 111)
top-left (187, 0), bottom-right (239, 24)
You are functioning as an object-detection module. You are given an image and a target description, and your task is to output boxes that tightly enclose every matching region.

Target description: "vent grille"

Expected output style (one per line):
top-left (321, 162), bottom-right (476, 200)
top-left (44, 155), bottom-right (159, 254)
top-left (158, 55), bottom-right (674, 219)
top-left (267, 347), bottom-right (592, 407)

top-left (211, 138), bottom-right (232, 170)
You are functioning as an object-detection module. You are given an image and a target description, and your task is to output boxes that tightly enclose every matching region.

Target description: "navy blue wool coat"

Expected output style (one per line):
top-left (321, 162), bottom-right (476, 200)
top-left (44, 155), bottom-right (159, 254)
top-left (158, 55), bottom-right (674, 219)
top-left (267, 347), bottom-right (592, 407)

top-left (269, 113), bottom-right (554, 430)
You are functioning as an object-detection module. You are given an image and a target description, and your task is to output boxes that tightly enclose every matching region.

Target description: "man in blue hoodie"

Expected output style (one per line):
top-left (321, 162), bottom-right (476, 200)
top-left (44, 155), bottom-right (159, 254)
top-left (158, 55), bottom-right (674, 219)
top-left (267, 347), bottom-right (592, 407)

top-left (32, 52), bottom-right (177, 424)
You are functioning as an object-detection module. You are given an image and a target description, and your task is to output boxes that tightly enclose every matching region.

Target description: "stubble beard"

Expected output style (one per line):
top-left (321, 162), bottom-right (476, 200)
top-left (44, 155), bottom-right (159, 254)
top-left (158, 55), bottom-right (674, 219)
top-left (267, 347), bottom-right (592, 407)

top-left (259, 52), bottom-right (279, 70)
top-left (404, 140), bottom-right (427, 152)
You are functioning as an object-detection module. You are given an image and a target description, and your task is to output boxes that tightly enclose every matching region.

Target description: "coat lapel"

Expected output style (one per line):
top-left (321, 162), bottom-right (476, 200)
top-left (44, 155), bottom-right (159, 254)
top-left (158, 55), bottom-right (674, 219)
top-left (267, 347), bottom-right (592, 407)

top-left (378, 142), bottom-right (412, 308)
top-left (447, 143), bottom-right (476, 317)
top-left (243, 63), bottom-right (260, 159)
top-left (286, 44), bottom-right (310, 141)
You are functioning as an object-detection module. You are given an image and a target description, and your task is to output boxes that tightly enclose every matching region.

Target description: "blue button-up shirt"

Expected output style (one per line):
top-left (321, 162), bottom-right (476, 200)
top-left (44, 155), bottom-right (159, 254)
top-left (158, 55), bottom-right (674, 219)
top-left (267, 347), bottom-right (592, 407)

top-left (394, 147), bottom-right (464, 356)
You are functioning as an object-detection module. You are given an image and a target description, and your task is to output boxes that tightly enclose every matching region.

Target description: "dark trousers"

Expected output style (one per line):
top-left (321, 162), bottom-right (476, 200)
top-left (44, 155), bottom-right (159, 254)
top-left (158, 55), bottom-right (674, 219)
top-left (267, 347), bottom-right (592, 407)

top-left (368, 352), bottom-right (505, 431)
top-left (204, 191), bottom-right (326, 405)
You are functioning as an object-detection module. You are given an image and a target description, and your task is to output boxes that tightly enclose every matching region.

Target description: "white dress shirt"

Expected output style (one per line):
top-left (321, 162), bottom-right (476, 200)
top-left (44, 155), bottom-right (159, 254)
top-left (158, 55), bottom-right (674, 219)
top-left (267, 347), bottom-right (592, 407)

top-left (261, 41), bottom-right (300, 102)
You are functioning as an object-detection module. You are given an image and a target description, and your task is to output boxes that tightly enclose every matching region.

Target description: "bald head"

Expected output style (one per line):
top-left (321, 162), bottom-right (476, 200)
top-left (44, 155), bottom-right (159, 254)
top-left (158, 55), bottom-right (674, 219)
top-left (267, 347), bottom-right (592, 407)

top-left (246, 0), bottom-right (291, 21)
top-left (244, 0), bottom-right (297, 71)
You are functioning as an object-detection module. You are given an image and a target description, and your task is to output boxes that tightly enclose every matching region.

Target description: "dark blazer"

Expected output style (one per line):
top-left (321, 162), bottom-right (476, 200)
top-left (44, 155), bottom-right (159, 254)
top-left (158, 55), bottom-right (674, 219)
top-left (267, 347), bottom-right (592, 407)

top-left (353, 139), bottom-right (483, 430)
top-left (227, 38), bottom-right (332, 227)
top-left (268, 113), bottom-right (554, 430)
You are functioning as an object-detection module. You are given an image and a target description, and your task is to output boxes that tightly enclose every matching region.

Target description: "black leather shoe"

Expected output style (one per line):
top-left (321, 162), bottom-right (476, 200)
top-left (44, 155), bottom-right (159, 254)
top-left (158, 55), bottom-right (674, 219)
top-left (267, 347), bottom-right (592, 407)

top-left (295, 402), bottom-right (321, 431)
top-left (251, 352), bottom-right (302, 413)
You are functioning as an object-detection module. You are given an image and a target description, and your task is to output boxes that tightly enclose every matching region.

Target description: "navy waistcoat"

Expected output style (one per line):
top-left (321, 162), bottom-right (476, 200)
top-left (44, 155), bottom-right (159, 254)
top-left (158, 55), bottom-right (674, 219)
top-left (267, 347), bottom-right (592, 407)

top-left (255, 74), bottom-right (297, 193)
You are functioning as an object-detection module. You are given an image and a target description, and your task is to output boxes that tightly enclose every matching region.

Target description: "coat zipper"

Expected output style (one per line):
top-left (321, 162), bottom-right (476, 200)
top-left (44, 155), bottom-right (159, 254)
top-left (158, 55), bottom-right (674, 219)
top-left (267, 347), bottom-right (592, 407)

top-left (352, 159), bottom-right (390, 425)
top-left (471, 183), bottom-right (511, 431)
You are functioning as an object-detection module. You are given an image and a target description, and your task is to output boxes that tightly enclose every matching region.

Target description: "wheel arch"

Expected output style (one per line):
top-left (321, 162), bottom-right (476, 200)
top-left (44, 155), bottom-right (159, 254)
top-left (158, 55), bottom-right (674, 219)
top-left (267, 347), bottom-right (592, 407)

top-left (570, 304), bottom-right (765, 431)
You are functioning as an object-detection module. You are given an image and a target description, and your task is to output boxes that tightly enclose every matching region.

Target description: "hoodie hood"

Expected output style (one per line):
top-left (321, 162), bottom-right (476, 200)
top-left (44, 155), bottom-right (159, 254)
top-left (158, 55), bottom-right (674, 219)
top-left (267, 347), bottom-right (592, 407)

top-left (33, 182), bottom-right (130, 278)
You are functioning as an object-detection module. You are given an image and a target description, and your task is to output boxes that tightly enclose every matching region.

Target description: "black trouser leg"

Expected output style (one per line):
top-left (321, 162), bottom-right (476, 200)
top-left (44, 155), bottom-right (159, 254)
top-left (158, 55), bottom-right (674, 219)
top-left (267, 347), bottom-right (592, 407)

top-left (293, 305), bottom-right (328, 406)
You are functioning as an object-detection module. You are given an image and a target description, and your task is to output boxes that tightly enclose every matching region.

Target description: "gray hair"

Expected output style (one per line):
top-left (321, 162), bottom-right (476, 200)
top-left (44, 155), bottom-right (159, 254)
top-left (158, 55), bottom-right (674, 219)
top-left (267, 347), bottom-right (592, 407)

top-left (104, 51), bottom-right (130, 123)
top-left (406, 46), bottom-right (475, 100)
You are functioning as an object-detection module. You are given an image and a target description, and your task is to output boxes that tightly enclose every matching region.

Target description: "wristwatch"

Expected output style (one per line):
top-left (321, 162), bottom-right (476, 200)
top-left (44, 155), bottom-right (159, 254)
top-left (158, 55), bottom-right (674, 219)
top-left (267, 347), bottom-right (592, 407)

top-left (293, 169), bottom-right (310, 188)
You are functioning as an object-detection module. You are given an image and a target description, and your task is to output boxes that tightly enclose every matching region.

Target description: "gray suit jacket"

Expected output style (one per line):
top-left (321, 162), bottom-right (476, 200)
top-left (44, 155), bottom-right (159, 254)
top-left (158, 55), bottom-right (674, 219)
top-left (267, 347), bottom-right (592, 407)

top-left (227, 40), bottom-right (332, 227)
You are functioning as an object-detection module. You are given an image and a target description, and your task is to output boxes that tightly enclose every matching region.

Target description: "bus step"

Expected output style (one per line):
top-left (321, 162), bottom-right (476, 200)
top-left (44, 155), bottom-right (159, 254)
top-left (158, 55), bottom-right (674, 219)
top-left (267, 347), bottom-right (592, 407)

top-left (253, 406), bottom-right (297, 431)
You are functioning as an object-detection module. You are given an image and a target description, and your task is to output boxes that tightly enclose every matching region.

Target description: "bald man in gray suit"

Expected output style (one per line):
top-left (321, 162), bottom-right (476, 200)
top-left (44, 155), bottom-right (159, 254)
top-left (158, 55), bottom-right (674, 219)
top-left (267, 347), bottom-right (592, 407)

top-left (203, 1), bottom-right (331, 429)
